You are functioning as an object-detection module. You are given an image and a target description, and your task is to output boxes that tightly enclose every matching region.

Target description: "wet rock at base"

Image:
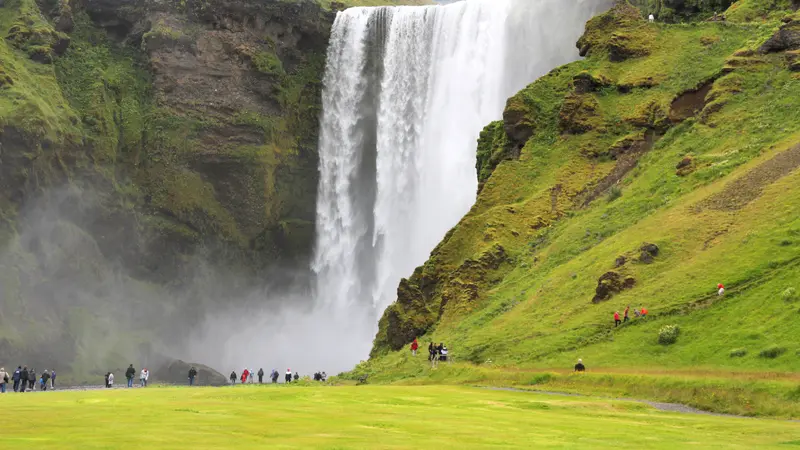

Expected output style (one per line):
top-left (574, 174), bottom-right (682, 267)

top-left (153, 359), bottom-right (228, 386)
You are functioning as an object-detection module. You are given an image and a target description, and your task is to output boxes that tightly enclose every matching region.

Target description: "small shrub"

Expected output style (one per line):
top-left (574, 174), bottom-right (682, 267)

top-left (782, 287), bottom-right (796, 302)
top-left (527, 373), bottom-right (554, 385)
top-left (658, 325), bottom-right (680, 345)
top-left (607, 185), bottom-right (622, 202)
top-left (729, 348), bottom-right (747, 358)
top-left (759, 345), bottom-right (787, 359)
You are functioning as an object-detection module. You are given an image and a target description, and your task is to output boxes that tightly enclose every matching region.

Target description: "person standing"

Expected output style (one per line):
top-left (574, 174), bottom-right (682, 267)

top-left (285, 369), bottom-right (292, 383)
top-left (293, 372), bottom-right (299, 382)
top-left (257, 368), bottom-right (264, 384)
top-left (248, 369), bottom-right (254, 384)
top-left (230, 371), bottom-right (237, 385)
top-left (614, 311), bottom-right (621, 327)
top-left (574, 359), bottom-right (586, 372)
top-left (12, 366), bottom-right (21, 392)
top-left (271, 369), bottom-right (279, 384)
top-left (410, 338), bottom-right (419, 357)
top-left (28, 368), bottom-right (36, 390)
top-left (19, 367), bottom-right (28, 393)
top-left (241, 369), bottom-right (248, 385)
top-left (50, 370), bottom-right (56, 390)
top-left (188, 367), bottom-right (198, 386)
top-left (140, 368), bottom-right (148, 387)
top-left (41, 370), bottom-right (50, 391)
top-left (641, 306), bottom-right (648, 318)
top-left (108, 372), bottom-right (115, 388)
top-left (718, 283), bottom-right (725, 296)
top-left (0, 367), bottom-right (8, 393)
top-left (125, 364), bottom-right (135, 388)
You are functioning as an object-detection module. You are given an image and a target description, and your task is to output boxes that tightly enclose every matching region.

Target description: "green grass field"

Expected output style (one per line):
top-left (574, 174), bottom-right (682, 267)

top-left (1, 385), bottom-right (798, 449)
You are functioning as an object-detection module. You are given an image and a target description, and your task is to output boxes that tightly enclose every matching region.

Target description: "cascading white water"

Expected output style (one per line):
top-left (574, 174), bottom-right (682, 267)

top-left (314, 0), bottom-right (611, 351)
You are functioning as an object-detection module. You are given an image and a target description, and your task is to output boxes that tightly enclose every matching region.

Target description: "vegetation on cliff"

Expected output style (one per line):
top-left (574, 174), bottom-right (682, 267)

top-left (368, 0), bottom-right (800, 417)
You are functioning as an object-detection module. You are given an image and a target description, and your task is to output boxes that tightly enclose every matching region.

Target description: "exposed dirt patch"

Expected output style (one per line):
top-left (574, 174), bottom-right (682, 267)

top-left (669, 81), bottom-right (714, 123)
top-left (697, 144), bottom-right (800, 211)
top-left (581, 132), bottom-right (655, 206)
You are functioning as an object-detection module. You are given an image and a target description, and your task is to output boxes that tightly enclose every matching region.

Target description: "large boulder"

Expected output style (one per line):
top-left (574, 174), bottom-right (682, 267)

top-left (153, 359), bottom-right (228, 386)
top-left (759, 18), bottom-right (800, 53)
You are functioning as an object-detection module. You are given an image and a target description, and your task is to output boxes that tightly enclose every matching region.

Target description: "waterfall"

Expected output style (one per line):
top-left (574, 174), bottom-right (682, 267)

top-left (314, 0), bottom-right (610, 360)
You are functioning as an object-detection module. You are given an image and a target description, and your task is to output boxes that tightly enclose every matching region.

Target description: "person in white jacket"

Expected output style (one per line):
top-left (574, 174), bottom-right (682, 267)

top-left (0, 367), bottom-right (8, 393)
top-left (108, 372), bottom-right (115, 388)
top-left (140, 368), bottom-right (149, 387)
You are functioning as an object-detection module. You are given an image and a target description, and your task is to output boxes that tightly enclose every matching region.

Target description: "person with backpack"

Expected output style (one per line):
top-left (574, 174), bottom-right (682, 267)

top-left (28, 368), bottom-right (36, 390)
top-left (19, 367), bottom-right (28, 393)
top-left (574, 359), bottom-right (586, 372)
top-left (41, 370), bottom-right (51, 391)
top-left (257, 368), bottom-right (264, 384)
top-left (0, 367), bottom-right (8, 393)
top-left (12, 366), bottom-right (21, 392)
top-left (285, 369), bottom-right (292, 383)
top-left (125, 364), bottom-right (135, 388)
top-left (410, 338), bottom-right (419, 356)
top-left (230, 371), bottom-right (237, 385)
top-left (614, 311), bottom-right (621, 327)
top-left (188, 367), bottom-right (198, 386)
top-left (271, 369), bottom-right (279, 384)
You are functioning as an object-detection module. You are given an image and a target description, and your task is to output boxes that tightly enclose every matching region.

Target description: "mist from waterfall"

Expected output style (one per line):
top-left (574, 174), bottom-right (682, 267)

top-left (185, 0), bottom-right (609, 376)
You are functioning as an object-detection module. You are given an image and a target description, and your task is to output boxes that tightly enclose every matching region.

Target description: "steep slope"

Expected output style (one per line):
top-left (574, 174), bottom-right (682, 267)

top-left (366, 0), bottom-right (800, 413)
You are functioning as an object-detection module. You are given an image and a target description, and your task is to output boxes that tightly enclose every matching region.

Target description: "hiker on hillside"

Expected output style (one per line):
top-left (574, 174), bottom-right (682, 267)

top-left (41, 370), bottom-right (50, 391)
top-left (624, 305), bottom-right (630, 323)
top-left (12, 367), bottom-right (21, 392)
top-left (257, 368), bottom-right (264, 384)
top-left (428, 342), bottom-right (435, 361)
top-left (140, 368), bottom-right (148, 387)
top-left (188, 367), bottom-right (198, 386)
top-left (28, 368), bottom-right (36, 390)
top-left (440, 345), bottom-right (449, 363)
top-left (50, 370), bottom-right (56, 389)
top-left (614, 311), bottom-right (621, 327)
top-left (0, 367), bottom-right (8, 393)
top-left (125, 364), bottom-right (136, 388)
top-left (285, 369), bottom-right (292, 383)
top-left (410, 338), bottom-right (419, 356)
top-left (574, 359), bottom-right (586, 372)
top-left (717, 283), bottom-right (725, 296)
top-left (20, 367), bottom-right (28, 392)
top-left (230, 371), bottom-right (237, 384)
top-left (640, 306), bottom-right (648, 318)
top-left (108, 372), bottom-right (115, 388)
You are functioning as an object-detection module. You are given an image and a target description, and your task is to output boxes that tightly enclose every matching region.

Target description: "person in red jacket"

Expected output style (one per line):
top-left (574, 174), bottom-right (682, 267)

top-left (410, 338), bottom-right (419, 356)
top-left (241, 369), bottom-right (249, 384)
top-left (614, 311), bottom-right (621, 327)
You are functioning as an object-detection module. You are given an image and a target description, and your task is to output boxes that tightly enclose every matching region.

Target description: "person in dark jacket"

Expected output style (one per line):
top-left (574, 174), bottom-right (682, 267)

top-left (271, 369), bottom-right (279, 384)
top-left (41, 370), bottom-right (51, 391)
top-left (293, 372), bottom-right (299, 382)
top-left (51, 370), bottom-right (56, 390)
top-left (285, 369), bottom-right (292, 383)
top-left (28, 368), bottom-right (36, 390)
top-left (574, 359), bottom-right (586, 372)
top-left (12, 366), bottom-right (21, 392)
top-left (125, 364), bottom-right (136, 388)
top-left (19, 367), bottom-right (28, 392)
top-left (230, 371), bottom-right (237, 384)
top-left (188, 367), bottom-right (198, 386)
top-left (257, 368), bottom-right (264, 384)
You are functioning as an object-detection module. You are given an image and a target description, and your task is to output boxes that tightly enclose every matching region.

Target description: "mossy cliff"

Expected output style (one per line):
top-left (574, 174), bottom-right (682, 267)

top-left (371, 0), bottom-right (800, 389)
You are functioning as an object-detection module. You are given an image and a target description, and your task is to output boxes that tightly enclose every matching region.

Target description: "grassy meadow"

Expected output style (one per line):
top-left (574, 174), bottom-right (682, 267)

top-left (1, 385), bottom-right (799, 449)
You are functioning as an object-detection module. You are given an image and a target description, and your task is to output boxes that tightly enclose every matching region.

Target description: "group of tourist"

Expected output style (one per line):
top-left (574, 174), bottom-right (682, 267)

top-left (0, 367), bottom-right (57, 393)
top-left (409, 339), bottom-right (450, 367)
top-left (104, 365), bottom-right (153, 388)
top-left (613, 305), bottom-right (649, 326)
top-left (228, 368), bottom-right (327, 384)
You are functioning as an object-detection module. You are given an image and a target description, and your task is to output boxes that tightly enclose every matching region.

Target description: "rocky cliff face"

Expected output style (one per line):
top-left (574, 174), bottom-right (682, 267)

top-left (0, 0), bottom-right (333, 375)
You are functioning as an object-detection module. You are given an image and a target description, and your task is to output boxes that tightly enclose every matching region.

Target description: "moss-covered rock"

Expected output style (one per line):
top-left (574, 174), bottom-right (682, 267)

top-left (559, 92), bottom-right (602, 134)
top-left (577, 1), bottom-right (655, 61)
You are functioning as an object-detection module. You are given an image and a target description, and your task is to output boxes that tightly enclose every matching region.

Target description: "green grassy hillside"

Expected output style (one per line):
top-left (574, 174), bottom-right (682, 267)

top-left (366, 0), bottom-right (800, 416)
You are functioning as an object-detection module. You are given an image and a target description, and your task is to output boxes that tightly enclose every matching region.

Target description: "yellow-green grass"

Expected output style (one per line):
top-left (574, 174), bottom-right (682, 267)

top-left (2, 385), bottom-right (799, 448)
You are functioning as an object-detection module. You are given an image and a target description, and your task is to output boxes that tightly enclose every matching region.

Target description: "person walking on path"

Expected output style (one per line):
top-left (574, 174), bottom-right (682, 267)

top-left (241, 369), bottom-right (248, 385)
top-left (41, 370), bottom-right (50, 391)
top-left (257, 368), bottom-right (264, 384)
top-left (717, 283), bottom-right (725, 296)
top-left (20, 367), bottom-right (29, 392)
top-left (140, 368), bottom-right (148, 387)
top-left (108, 372), bottom-right (115, 388)
top-left (293, 372), bottom-right (299, 382)
top-left (574, 359), bottom-right (586, 372)
top-left (230, 371), bottom-right (237, 385)
top-left (28, 368), bottom-right (36, 390)
top-left (623, 305), bottom-right (630, 323)
top-left (428, 342), bottom-right (436, 362)
top-left (125, 364), bottom-right (136, 388)
top-left (188, 367), bottom-right (198, 386)
top-left (410, 338), bottom-right (419, 357)
top-left (12, 366), bottom-right (21, 392)
top-left (0, 367), bottom-right (8, 393)
top-left (50, 370), bottom-right (56, 390)
top-left (614, 311), bottom-right (621, 327)
top-left (285, 369), bottom-right (292, 384)
top-left (640, 306), bottom-right (648, 318)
